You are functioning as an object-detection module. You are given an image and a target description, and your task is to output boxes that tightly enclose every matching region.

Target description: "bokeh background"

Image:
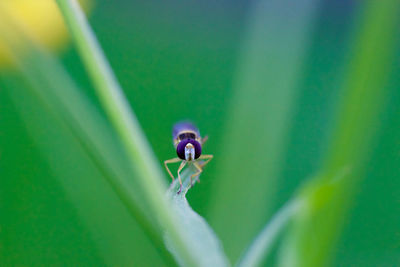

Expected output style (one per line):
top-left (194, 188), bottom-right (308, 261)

top-left (1, 0), bottom-right (400, 266)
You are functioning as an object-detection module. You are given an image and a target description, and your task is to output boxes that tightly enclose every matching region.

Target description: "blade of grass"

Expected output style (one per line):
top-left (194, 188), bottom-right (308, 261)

top-left (278, 1), bottom-right (400, 266)
top-left (55, 0), bottom-right (225, 265)
top-left (236, 167), bottom-right (350, 267)
top-left (208, 0), bottom-right (319, 261)
top-left (164, 166), bottom-right (230, 266)
top-left (0, 6), bottom-right (175, 265)
top-left (236, 199), bottom-right (303, 267)
top-left (3, 80), bottom-right (168, 266)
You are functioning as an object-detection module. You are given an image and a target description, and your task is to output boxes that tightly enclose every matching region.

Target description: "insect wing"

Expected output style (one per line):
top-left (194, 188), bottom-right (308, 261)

top-left (172, 121), bottom-right (200, 139)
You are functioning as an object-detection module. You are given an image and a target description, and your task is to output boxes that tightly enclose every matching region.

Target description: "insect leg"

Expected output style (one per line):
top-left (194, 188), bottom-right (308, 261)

top-left (193, 154), bottom-right (213, 183)
top-left (177, 160), bottom-right (187, 194)
top-left (198, 154), bottom-right (213, 168)
top-left (201, 135), bottom-right (209, 145)
top-left (190, 161), bottom-right (203, 186)
top-left (164, 157), bottom-right (181, 182)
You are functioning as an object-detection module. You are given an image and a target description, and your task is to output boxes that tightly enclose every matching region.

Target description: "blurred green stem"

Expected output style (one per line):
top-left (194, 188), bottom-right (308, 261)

top-left (237, 199), bottom-right (303, 267)
top-left (55, 0), bottom-right (200, 266)
top-left (279, 1), bottom-right (400, 266)
top-left (208, 0), bottom-right (318, 260)
top-left (0, 5), bottom-right (172, 265)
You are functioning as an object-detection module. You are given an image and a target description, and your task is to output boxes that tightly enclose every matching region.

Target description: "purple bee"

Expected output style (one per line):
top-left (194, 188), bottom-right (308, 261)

top-left (164, 121), bottom-right (213, 194)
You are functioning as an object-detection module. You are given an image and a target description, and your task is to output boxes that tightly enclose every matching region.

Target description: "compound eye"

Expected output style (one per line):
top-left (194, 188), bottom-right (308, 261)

top-left (178, 133), bottom-right (197, 140)
top-left (176, 139), bottom-right (202, 160)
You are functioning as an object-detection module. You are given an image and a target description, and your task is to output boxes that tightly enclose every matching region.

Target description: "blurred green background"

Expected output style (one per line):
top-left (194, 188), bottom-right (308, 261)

top-left (1, 0), bottom-right (400, 266)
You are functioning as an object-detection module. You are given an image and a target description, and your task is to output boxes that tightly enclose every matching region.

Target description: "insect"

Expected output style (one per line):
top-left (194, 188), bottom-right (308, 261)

top-left (164, 121), bottom-right (213, 193)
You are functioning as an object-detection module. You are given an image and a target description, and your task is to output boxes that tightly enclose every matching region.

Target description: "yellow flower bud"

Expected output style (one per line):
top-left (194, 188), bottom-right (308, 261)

top-left (0, 0), bottom-right (91, 66)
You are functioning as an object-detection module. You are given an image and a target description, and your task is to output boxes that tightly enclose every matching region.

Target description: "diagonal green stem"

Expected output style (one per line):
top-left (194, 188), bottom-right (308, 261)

top-left (0, 5), bottom-right (173, 265)
top-left (278, 1), bottom-right (400, 266)
top-left (208, 0), bottom-right (318, 260)
top-left (236, 199), bottom-right (303, 267)
top-left (55, 0), bottom-right (200, 265)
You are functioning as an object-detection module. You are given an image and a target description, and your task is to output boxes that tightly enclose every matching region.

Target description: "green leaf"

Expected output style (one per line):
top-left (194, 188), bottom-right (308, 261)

top-left (3, 79), bottom-right (168, 266)
top-left (0, 4), bottom-right (173, 265)
top-left (165, 166), bottom-right (230, 267)
top-left (207, 0), bottom-right (319, 261)
top-left (236, 199), bottom-right (303, 267)
top-left (55, 0), bottom-right (230, 265)
top-left (235, 166), bottom-right (350, 267)
top-left (278, 1), bottom-right (400, 266)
